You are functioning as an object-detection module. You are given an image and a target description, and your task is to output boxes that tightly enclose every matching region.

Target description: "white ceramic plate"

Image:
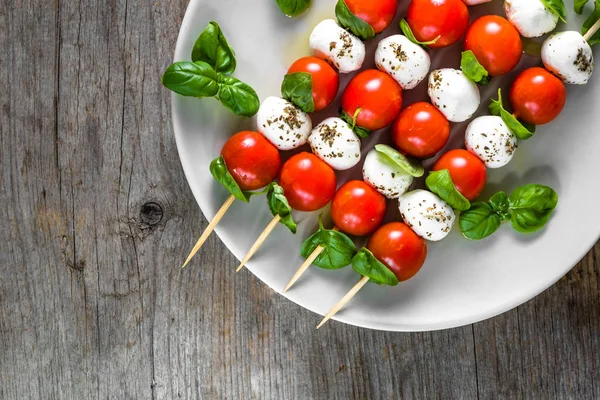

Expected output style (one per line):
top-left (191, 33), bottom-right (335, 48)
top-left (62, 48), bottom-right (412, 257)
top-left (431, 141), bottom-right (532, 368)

top-left (172, 0), bottom-right (600, 331)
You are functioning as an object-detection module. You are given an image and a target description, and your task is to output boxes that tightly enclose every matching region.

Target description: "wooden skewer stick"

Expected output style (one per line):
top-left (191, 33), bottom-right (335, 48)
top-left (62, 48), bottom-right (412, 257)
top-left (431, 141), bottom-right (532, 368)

top-left (282, 226), bottom-right (339, 293)
top-left (316, 275), bottom-right (370, 329)
top-left (584, 18), bottom-right (600, 41)
top-left (236, 214), bottom-right (282, 272)
top-left (181, 194), bottom-right (236, 269)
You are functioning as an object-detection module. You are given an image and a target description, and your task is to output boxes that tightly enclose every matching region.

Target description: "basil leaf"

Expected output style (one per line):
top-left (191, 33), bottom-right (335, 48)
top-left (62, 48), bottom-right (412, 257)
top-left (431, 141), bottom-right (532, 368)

top-left (576, 0), bottom-right (590, 14)
top-left (582, 1), bottom-right (600, 45)
top-left (460, 50), bottom-right (490, 86)
top-left (459, 202), bottom-right (502, 240)
top-left (335, 0), bottom-right (375, 41)
top-left (374, 144), bottom-right (424, 178)
top-left (508, 184), bottom-right (558, 233)
top-left (191, 21), bottom-right (236, 74)
top-left (489, 191), bottom-right (511, 221)
top-left (540, 0), bottom-right (567, 22)
top-left (267, 183), bottom-right (297, 233)
top-left (276, 0), bottom-right (311, 17)
top-left (425, 169), bottom-right (471, 211)
top-left (351, 248), bottom-right (399, 286)
top-left (217, 75), bottom-right (260, 117)
top-left (300, 219), bottom-right (357, 270)
top-left (399, 19), bottom-right (440, 47)
top-left (210, 156), bottom-right (252, 202)
top-left (281, 72), bottom-right (315, 113)
top-left (489, 89), bottom-right (536, 140)
top-left (161, 61), bottom-right (219, 98)
top-left (340, 109), bottom-right (371, 138)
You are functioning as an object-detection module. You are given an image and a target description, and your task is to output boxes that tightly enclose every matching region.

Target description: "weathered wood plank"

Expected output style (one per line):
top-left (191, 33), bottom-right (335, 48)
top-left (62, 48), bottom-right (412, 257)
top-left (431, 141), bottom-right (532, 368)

top-left (0, 1), bottom-right (599, 399)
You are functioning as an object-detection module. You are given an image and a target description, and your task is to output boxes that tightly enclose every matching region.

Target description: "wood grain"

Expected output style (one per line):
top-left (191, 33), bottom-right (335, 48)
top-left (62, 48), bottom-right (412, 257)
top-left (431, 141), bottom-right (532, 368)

top-left (0, 1), bottom-right (598, 399)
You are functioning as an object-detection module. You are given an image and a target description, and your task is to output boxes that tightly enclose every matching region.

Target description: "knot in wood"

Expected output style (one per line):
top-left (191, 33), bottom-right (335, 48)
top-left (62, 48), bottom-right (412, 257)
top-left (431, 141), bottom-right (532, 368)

top-left (139, 202), bottom-right (163, 226)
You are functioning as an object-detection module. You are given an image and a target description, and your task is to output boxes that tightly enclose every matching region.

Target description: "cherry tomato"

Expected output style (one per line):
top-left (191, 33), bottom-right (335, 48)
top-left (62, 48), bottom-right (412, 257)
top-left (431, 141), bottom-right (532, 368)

top-left (464, 15), bottom-right (522, 77)
top-left (432, 149), bottom-right (487, 201)
top-left (221, 131), bottom-right (281, 191)
top-left (406, 0), bottom-right (469, 48)
top-left (341, 69), bottom-right (403, 131)
top-left (345, 0), bottom-right (398, 34)
top-left (509, 67), bottom-right (566, 125)
top-left (278, 152), bottom-right (337, 212)
top-left (287, 56), bottom-right (339, 112)
top-left (331, 180), bottom-right (387, 236)
top-left (392, 102), bottom-right (450, 159)
top-left (367, 222), bottom-right (427, 282)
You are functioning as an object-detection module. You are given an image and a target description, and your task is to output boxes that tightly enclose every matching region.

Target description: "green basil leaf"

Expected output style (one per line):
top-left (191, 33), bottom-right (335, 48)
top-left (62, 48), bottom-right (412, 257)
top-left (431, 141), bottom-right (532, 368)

top-left (508, 184), bottom-right (558, 233)
top-left (161, 61), bottom-right (219, 98)
top-left (460, 50), bottom-right (490, 86)
top-left (425, 169), bottom-right (471, 211)
top-left (582, 1), bottom-right (600, 45)
top-left (267, 183), bottom-right (297, 233)
top-left (217, 75), bottom-right (260, 117)
top-left (210, 156), bottom-right (252, 202)
top-left (399, 19), bottom-right (440, 47)
top-left (374, 144), bottom-right (424, 178)
top-left (576, 0), bottom-right (590, 14)
top-left (541, 0), bottom-right (567, 22)
top-left (340, 109), bottom-right (372, 138)
top-left (489, 89), bottom-right (536, 140)
top-left (459, 202), bottom-right (502, 240)
top-left (489, 191), bottom-right (511, 221)
top-left (540, 0), bottom-right (567, 22)
top-left (281, 72), bottom-right (315, 113)
top-left (335, 0), bottom-right (375, 41)
top-left (191, 21), bottom-right (236, 74)
top-left (300, 218), bottom-right (357, 269)
top-left (276, 0), bottom-right (312, 17)
top-left (351, 248), bottom-right (399, 286)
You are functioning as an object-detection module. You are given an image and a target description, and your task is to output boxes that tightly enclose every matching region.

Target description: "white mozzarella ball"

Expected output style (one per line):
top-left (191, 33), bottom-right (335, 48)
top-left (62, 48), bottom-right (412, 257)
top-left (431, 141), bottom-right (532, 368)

top-left (308, 117), bottom-right (361, 171)
top-left (362, 149), bottom-right (414, 199)
top-left (504, 0), bottom-right (558, 38)
top-left (542, 31), bottom-right (594, 85)
top-left (427, 69), bottom-right (480, 123)
top-left (375, 35), bottom-right (431, 90)
top-left (256, 97), bottom-right (312, 151)
top-left (398, 190), bottom-right (456, 242)
top-left (309, 19), bottom-right (366, 74)
top-left (465, 116), bottom-right (517, 169)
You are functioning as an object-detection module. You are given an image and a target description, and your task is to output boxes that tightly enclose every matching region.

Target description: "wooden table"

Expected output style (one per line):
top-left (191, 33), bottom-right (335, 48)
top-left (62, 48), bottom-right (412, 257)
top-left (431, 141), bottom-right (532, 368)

top-left (1, 1), bottom-right (599, 398)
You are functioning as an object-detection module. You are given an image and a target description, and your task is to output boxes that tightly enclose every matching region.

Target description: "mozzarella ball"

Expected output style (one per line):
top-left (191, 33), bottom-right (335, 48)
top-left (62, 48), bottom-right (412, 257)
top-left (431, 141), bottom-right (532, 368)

top-left (375, 35), bottom-right (431, 90)
top-left (427, 69), bottom-right (480, 123)
top-left (542, 31), bottom-right (594, 85)
top-left (504, 0), bottom-right (558, 38)
top-left (465, 116), bottom-right (517, 169)
top-left (309, 19), bottom-right (366, 74)
top-left (362, 149), bottom-right (414, 199)
top-left (398, 190), bottom-right (456, 241)
top-left (308, 117), bottom-right (361, 171)
top-left (256, 97), bottom-right (312, 151)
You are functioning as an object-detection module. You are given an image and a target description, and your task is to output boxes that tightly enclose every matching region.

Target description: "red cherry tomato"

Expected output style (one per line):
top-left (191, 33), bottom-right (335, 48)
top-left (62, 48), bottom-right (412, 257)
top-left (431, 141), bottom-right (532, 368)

top-left (432, 149), bottom-right (487, 201)
top-left (464, 15), bottom-right (522, 77)
top-left (278, 152), bottom-right (337, 212)
top-left (345, 0), bottom-right (398, 34)
top-left (341, 69), bottom-right (403, 131)
top-left (331, 180), bottom-right (387, 236)
top-left (287, 56), bottom-right (339, 112)
top-left (221, 131), bottom-right (281, 191)
top-left (509, 67), bottom-right (566, 125)
top-left (392, 102), bottom-right (450, 159)
top-left (367, 222), bottom-right (427, 282)
top-left (406, 0), bottom-right (469, 48)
